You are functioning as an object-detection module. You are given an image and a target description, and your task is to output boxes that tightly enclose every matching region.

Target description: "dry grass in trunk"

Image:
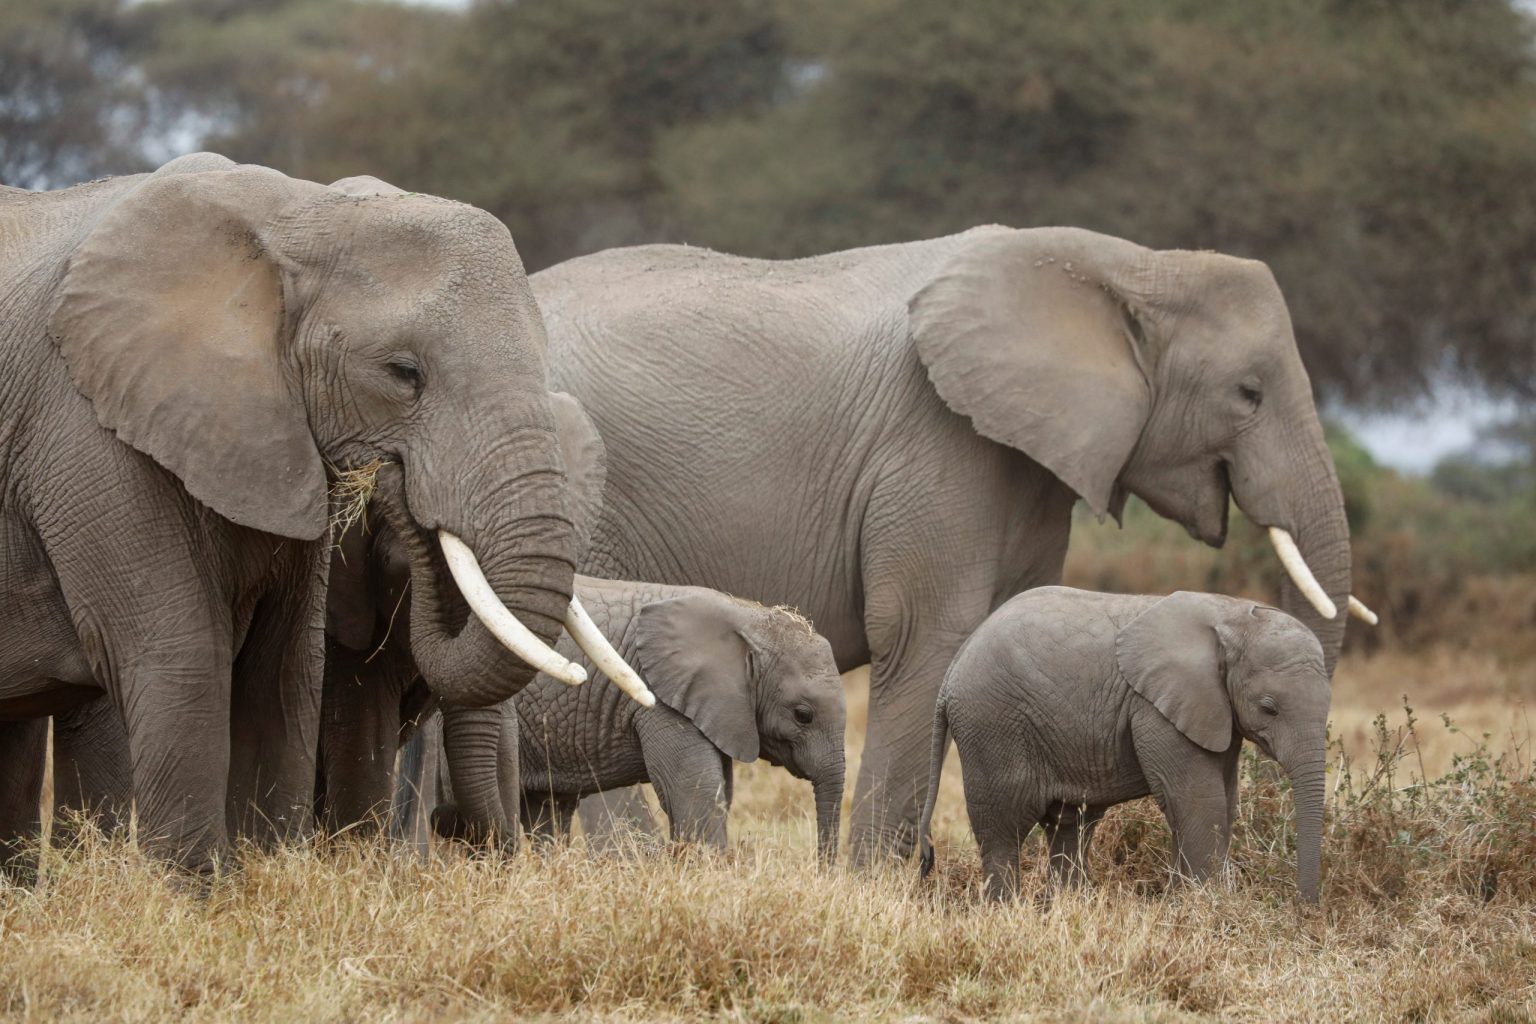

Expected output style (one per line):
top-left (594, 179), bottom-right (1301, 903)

top-left (4, 649), bottom-right (1532, 1021)
top-left (327, 458), bottom-right (386, 541)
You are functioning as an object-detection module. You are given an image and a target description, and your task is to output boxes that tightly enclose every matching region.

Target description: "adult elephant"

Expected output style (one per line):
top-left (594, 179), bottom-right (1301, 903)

top-left (534, 225), bottom-right (1369, 863)
top-left (0, 153), bottom-right (640, 876)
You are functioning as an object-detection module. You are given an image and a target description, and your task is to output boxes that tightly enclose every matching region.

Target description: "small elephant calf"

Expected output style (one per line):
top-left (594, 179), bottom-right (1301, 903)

top-left (919, 587), bottom-right (1330, 901)
top-left (434, 578), bottom-right (847, 861)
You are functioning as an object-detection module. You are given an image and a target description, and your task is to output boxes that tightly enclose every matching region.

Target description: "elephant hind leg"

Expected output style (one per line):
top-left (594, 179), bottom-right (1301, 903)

top-left (521, 791), bottom-right (577, 844)
top-left (0, 718), bottom-right (48, 883)
top-left (575, 786), bottom-right (657, 854)
top-left (1040, 802), bottom-right (1107, 891)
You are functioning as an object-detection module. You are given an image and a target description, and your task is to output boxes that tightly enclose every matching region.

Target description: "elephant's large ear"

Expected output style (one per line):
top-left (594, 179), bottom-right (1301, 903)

top-left (635, 592), bottom-right (759, 763)
top-left (909, 228), bottom-right (1153, 518)
top-left (549, 391), bottom-right (607, 558)
top-left (49, 165), bottom-right (331, 539)
top-left (1115, 592), bottom-right (1235, 753)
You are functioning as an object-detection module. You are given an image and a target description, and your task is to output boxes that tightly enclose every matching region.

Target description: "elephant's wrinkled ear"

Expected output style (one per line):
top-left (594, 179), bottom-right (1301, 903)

top-left (549, 391), bottom-right (607, 558)
top-left (1115, 592), bottom-right (1234, 752)
top-left (49, 165), bottom-right (331, 539)
top-left (909, 228), bottom-right (1152, 518)
top-left (635, 592), bottom-right (759, 763)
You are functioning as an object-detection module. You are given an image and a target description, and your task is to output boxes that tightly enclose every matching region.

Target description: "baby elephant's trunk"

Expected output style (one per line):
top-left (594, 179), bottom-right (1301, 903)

top-left (1285, 748), bottom-right (1327, 903)
top-left (813, 760), bottom-right (845, 866)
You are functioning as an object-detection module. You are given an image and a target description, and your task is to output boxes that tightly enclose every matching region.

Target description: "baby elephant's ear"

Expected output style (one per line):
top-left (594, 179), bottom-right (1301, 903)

top-left (1115, 592), bottom-right (1233, 752)
top-left (634, 592), bottom-right (759, 763)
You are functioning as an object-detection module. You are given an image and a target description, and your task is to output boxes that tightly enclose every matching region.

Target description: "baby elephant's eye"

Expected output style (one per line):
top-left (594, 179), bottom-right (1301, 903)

top-left (1260, 695), bottom-right (1279, 716)
top-left (793, 706), bottom-right (815, 726)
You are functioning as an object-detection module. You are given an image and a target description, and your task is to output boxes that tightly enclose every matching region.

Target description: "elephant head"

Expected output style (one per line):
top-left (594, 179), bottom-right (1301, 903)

top-left (636, 592), bottom-right (847, 864)
top-left (910, 226), bottom-right (1370, 673)
top-left (49, 153), bottom-right (644, 711)
top-left (1117, 592), bottom-right (1331, 901)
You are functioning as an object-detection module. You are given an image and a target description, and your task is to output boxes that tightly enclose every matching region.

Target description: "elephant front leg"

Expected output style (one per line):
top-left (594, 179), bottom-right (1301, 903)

top-left (1140, 746), bottom-right (1234, 890)
top-left (52, 694), bottom-right (133, 839)
top-left (227, 553), bottom-right (327, 847)
top-left (853, 605), bottom-right (989, 866)
top-left (643, 724), bottom-right (731, 853)
top-left (318, 644), bottom-right (405, 835)
top-left (0, 718), bottom-right (49, 883)
top-left (121, 662), bottom-right (234, 876)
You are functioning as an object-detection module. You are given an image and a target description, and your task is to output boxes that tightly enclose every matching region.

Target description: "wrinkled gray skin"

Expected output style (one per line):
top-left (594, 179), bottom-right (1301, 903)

top-left (535, 226), bottom-right (1352, 863)
top-left (485, 581), bottom-right (848, 861)
top-left (1, 155), bottom-right (583, 876)
top-left (315, 389), bottom-right (610, 842)
top-left (918, 587), bottom-right (1331, 902)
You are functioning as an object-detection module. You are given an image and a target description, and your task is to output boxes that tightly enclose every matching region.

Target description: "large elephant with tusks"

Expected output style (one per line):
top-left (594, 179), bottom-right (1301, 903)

top-left (0, 154), bottom-right (643, 876)
top-left (535, 225), bottom-right (1372, 863)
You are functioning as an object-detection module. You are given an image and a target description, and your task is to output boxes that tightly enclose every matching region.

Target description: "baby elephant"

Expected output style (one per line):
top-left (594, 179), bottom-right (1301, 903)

top-left (919, 587), bottom-right (1331, 902)
top-left (441, 579), bottom-right (847, 861)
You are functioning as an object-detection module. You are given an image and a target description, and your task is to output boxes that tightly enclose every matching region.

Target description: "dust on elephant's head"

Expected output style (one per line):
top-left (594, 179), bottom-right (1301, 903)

top-left (47, 153), bottom-right (584, 707)
top-left (910, 226), bottom-right (1355, 669)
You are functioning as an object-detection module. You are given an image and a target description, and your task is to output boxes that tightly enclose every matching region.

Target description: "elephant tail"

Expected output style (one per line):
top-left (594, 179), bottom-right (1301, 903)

top-left (917, 694), bottom-right (950, 880)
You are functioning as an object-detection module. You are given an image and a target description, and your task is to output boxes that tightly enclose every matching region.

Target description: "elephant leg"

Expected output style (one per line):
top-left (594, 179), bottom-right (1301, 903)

top-left (391, 710), bottom-right (440, 854)
top-left (1146, 759), bottom-right (1231, 888)
top-left (318, 644), bottom-right (404, 836)
top-left (1040, 802), bottom-right (1106, 890)
top-left (522, 791), bottom-right (577, 844)
top-left (227, 555), bottom-right (326, 847)
top-left (964, 783), bottom-right (1037, 902)
top-left (645, 728), bottom-right (730, 852)
top-left (575, 786), bottom-right (658, 852)
top-left (0, 718), bottom-right (48, 883)
top-left (52, 695), bottom-right (133, 839)
top-left (853, 605), bottom-right (988, 865)
top-left (119, 659), bottom-right (233, 875)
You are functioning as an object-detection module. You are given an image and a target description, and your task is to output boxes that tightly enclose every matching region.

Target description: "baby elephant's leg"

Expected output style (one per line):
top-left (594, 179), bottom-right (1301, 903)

top-left (1040, 802), bottom-right (1107, 890)
top-left (1148, 759), bottom-right (1232, 888)
top-left (967, 788), bottom-right (1040, 901)
top-left (521, 791), bottom-right (577, 844)
top-left (645, 732), bottom-right (731, 852)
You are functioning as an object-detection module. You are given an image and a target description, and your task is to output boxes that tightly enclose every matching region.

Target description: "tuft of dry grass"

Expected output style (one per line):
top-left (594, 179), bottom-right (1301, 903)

top-left (327, 458), bottom-right (387, 541)
top-left (4, 648), bottom-right (1532, 1022)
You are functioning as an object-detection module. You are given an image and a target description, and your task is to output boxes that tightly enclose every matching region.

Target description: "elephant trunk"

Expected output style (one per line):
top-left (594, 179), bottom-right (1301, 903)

top-left (437, 703), bottom-right (517, 848)
top-left (375, 439), bottom-right (580, 708)
top-left (1284, 753), bottom-right (1327, 903)
top-left (812, 760), bottom-right (845, 866)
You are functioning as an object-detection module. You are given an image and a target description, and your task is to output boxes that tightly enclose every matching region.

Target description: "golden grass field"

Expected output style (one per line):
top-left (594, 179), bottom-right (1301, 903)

top-left (1, 646), bottom-right (1531, 1022)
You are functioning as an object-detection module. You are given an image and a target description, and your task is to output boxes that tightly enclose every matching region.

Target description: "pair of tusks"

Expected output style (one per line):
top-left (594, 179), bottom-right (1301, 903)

top-left (1267, 527), bottom-right (1378, 625)
top-left (437, 532), bottom-right (657, 707)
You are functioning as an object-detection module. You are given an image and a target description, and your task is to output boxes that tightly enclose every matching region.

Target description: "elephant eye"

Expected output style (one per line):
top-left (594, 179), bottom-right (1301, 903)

top-left (793, 706), bottom-right (814, 726)
top-left (1260, 695), bottom-right (1279, 716)
top-left (1238, 382), bottom-right (1263, 411)
top-left (387, 359), bottom-right (424, 397)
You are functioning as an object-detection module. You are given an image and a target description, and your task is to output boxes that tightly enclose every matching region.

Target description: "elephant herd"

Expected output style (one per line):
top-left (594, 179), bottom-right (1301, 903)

top-left (0, 154), bottom-right (1372, 900)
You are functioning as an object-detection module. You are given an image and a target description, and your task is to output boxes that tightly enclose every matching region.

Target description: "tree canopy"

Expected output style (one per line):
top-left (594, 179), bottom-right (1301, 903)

top-left (3, 0), bottom-right (1532, 403)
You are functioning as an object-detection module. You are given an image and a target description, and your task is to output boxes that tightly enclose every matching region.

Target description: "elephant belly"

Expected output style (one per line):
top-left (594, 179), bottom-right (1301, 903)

top-left (0, 516), bottom-right (95, 719)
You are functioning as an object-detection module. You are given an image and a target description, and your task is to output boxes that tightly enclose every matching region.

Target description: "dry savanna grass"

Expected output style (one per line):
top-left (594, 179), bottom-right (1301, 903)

top-left (2, 649), bottom-right (1532, 1022)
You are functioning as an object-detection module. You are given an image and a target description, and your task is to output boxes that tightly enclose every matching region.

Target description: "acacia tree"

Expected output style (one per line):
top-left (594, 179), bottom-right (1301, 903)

top-left (0, 0), bottom-right (153, 188)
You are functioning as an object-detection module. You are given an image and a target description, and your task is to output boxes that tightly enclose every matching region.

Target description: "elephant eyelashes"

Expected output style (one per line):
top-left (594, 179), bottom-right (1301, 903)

top-left (387, 359), bottom-right (424, 398)
top-left (1260, 695), bottom-right (1279, 715)
top-left (1238, 382), bottom-right (1263, 411)
top-left (793, 706), bottom-right (814, 726)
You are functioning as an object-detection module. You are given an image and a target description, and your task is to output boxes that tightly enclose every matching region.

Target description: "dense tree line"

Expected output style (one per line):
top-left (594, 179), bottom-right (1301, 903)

top-left (3, 0), bottom-right (1533, 404)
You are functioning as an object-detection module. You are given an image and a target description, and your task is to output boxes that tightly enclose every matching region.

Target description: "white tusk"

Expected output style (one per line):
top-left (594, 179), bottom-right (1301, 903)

top-left (437, 531), bottom-right (588, 687)
top-left (1348, 596), bottom-right (1379, 626)
top-left (564, 597), bottom-right (656, 707)
top-left (1267, 527), bottom-right (1338, 621)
